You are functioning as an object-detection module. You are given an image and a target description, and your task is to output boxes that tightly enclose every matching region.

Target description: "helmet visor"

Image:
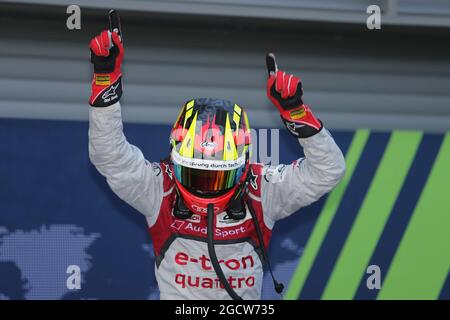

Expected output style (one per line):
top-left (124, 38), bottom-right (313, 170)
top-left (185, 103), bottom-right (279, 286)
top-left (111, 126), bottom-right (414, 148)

top-left (174, 164), bottom-right (244, 193)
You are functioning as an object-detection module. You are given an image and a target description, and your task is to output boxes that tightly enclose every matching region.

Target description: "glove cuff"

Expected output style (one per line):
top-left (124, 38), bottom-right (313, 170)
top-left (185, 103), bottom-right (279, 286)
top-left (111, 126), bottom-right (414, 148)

top-left (89, 75), bottom-right (122, 107)
top-left (280, 104), bottom-right (323, 138)
top-left (282, 117), bottom-right (323, 138)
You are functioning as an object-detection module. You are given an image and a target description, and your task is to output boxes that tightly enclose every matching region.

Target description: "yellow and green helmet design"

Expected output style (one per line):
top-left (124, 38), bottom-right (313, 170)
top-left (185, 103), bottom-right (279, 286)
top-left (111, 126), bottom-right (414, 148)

top-left (170, 98), bottom-right (252, 194)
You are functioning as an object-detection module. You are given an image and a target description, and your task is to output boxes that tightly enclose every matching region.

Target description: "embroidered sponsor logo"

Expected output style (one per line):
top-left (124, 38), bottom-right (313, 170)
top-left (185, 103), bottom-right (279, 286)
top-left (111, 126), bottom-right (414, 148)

top-left (264, 164), bottom-right (287, 182)
top-left (162, 163), bottom-right (173, 180)
top-left (248, 168), bottom-right (258, 190)
top-left (171, 148), bottom-right (246, 171)
top-left (95, 74), bottom-right (111, 85)
top-left (286, 121), bottom-right (305, 135)
top-left (200, 141), bottom-right (217, 150)
top-left (101, 82), bottom-right (120, 102)
top-left (170, 220), bottom-right (185, 231)
top-left (175, 252), bottom-right (254, 270)
top-left (287, 122), bottom-right (305, 130)
top-left (175, 273), bottom-right (255, 290)
top-left (176, 221), bottom-right (247, 238)
top-left (102, 82), bottom-right (120, 103)
top-left (150, 162), bottom-right (162, 176)
top-left (191, 205), bottom-right (220, 214)
top-left (215, 211), bottom-right (250, 228)
top-left (290, 107), bottom-right (306, 120)
top-left (186, 214), bottom-right (201, 224)
top-left (174, 252), bottom-right (255, 289)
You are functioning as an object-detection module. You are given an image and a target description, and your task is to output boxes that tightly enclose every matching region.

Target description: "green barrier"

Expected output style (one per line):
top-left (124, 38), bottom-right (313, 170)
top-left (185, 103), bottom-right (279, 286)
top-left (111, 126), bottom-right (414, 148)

top-left (378, 133), bottom-right (450, 300)
top-left (322, 131), bottom-right (422, 299)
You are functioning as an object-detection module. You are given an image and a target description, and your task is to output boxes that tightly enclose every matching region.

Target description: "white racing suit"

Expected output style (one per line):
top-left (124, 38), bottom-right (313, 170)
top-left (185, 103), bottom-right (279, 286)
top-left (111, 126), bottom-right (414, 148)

top-left (89, 102), bottom-right (346, 299)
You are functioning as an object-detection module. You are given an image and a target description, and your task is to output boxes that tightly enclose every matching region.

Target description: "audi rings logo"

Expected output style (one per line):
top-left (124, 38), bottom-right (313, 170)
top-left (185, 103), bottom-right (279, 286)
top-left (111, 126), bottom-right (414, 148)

top-left (191, 205), bottom-right (220, 214)
top-left (200, 141), bottom-right (217, 150)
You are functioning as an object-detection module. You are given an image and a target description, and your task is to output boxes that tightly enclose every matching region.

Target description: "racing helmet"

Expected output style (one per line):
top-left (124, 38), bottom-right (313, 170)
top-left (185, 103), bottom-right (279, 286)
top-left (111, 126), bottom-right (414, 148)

top-left (170, 98), bottom-right (252, 215)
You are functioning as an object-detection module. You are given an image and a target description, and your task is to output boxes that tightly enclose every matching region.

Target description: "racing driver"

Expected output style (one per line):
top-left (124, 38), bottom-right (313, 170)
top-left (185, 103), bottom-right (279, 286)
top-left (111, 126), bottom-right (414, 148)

top-left (88, 29), bottom-right (346, 300)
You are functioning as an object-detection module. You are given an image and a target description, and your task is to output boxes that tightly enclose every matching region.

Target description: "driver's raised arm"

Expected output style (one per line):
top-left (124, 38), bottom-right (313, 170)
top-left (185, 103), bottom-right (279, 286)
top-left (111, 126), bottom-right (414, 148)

top-left (261, 55), bottom-right (345, 222)
top-left (88, 30), bottom-right (162, 222)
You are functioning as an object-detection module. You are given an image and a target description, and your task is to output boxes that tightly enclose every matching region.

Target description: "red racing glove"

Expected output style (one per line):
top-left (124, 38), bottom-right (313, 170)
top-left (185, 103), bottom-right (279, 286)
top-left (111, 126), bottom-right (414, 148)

top-left (89, 30), bottom-right (123, 107)
top-left (266, 53), bottom-right (322, 138)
